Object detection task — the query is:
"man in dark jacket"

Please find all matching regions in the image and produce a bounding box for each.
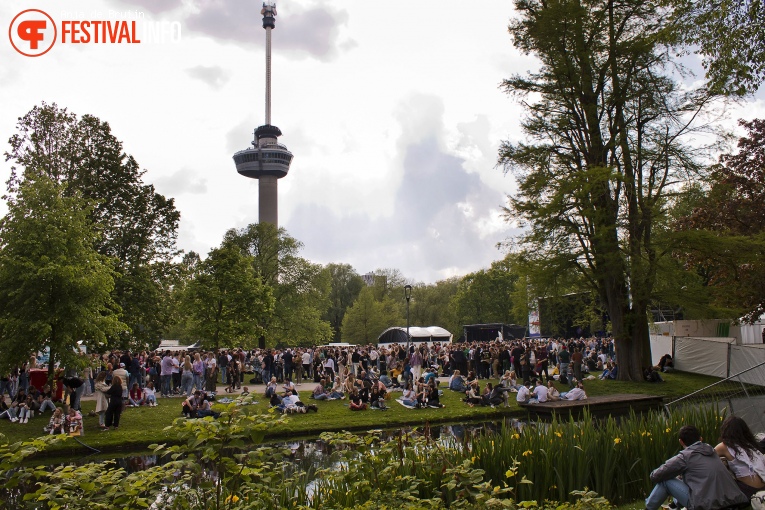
[646,424,748,510]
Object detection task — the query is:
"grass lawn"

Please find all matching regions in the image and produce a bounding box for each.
[0,370,731,457]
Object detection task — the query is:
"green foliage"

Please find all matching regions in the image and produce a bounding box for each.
[323,263,365,343]
[0,176,126,374]
[223,223,333,346]
[181,243,274,351]
[672,0,765,95]
[450,257,523,328]
[4,102,180,350]
[672,119,765,322]
[341,286,403,344]
[410,278,460,338]
[0,385,729,509]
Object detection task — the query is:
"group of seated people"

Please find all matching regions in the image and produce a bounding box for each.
[128,382,158,407]
[447,368,588,407]
[398,378,443,409]
[515,378,587,404]
[182,390,220,419]
[270,390,319,414]
[45,407,83,435]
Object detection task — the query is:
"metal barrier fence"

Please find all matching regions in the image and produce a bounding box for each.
[664,360,765,432]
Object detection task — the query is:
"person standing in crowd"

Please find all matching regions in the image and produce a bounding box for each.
[192,352,206,393]
[557,344,571,385]
[160,351,174,397]
[104,376,123,431]
[94,370,110,429]
[645,425,747,510]
[182,355,194,397]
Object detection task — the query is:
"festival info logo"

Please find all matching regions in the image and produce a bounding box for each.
[9,9,56,57]
[9,9,157,57]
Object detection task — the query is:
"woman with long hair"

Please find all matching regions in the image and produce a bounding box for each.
[714,415,765,498]
[94,370,110,429]
[182,355,194,397]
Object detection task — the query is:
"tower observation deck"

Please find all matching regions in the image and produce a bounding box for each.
[232,0,293,226]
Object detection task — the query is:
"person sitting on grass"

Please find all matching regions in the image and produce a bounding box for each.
[264,377,278,398]
[547,379,561,401]
[143,382,157,407]
[282,378,297,398]
[183,391,219,419]
[400,382,417,407]
[379,373,393,388]
[349,387,367,411]
[646,424,748,510]
[369,386,388,410]
[426,381,444,408]
[312,378,331,400]
[329,378,345,400]
[464,383,483,407]
[277,390,317,414]
[482,382,511,408]
[66,407,82,435]
[714,415,765,498]
[423,368,438,386]
[600,361,617,380]
[516,381,531,404]
[37,384,57,414]
[46,408,66,435]
[129,383,144,407]
[0,394,18,422]
[449,370,467,392]
[560,381,587,400]
[500,370,518,391]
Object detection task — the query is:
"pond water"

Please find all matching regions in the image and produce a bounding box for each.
[51,417,529,474]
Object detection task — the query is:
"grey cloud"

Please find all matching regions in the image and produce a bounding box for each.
[154,169,208,196]
[226,116,258,155]
[107,0,183,14]
[186,65,230,88]
[285,137,510,282]
[185,0,350,60]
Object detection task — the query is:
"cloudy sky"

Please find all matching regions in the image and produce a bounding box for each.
[0,0,762,284]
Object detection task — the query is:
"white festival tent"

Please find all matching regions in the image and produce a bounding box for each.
[377,326,453,345]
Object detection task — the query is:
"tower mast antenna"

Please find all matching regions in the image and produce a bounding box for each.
[232,0,293,227]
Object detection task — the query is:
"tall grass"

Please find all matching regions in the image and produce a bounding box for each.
[311,406,724,507]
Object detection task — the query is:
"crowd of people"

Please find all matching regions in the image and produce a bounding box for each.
[1,334,677,428]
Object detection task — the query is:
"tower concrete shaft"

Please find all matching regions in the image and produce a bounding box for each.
[259,175,278,226]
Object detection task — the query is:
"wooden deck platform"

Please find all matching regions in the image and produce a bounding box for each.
[518,393,665,419]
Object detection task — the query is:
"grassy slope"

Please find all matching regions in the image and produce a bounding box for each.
[0,370,728,456]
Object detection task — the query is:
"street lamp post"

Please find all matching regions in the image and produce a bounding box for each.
[404,285,412,348]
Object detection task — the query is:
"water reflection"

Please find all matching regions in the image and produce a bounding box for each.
[50,417,530,474]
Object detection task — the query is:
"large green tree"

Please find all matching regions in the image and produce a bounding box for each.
[182,244,274,351]
[674,119,765,322]
[323,263,365,343]
[0,177,125,379]
[341,287,403,345]
[499,0,719,379]
[410,277,460,335]
[450,258,521,328]
[223,223,332,347]
[5,103,180,350]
